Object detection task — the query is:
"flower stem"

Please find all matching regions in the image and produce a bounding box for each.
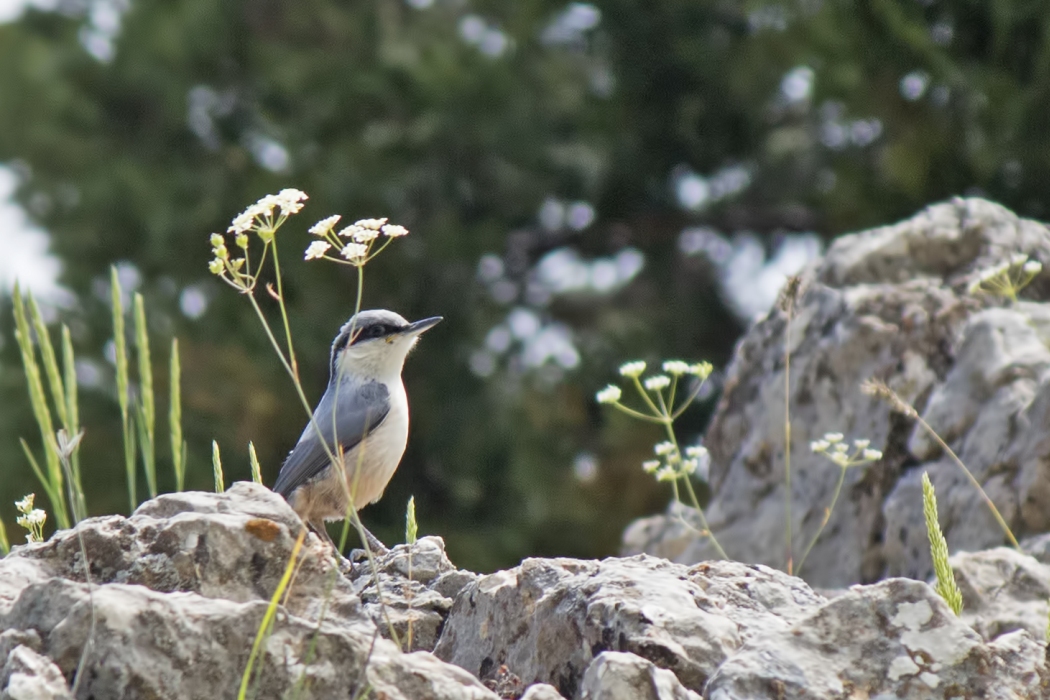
[270,243,298,379]
[796,465,846,576]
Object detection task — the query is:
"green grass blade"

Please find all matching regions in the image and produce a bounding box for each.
[111,267,136,511]
[922,472,963,615]
[212,441,225,493]
[169,338,185,492]
[28,295,68,430]
[405,496,417,545]
[0,515,9,555]
[134,293,157,498]
[239,529,306,700]
[13,285,69,529]
[61,325,86,518]
[248,441,262,485]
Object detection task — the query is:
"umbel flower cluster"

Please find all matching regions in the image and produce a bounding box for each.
[597,359,714,482]
[14,493,46,543]
[304,215,408,267]
[810,432,883,467]
[595,358,725,558]
[967,254,1042,302]
[206,189,410,292]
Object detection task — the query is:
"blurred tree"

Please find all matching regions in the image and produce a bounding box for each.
[0,0,1048,569]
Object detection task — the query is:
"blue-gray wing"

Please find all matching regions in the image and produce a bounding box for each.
[273,380,390,498]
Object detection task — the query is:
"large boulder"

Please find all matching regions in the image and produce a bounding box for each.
[624,197,1050,588]
[434,556,822,697]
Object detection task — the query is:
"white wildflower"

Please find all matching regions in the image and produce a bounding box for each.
[355,217,388,230]
[208,259,225,275]
[228,210,255,234]
[382,224,409,237]
[654,441,676,456]
[853,439,870,449]
[688,362,713,379]
[655,466,677,482]
[619,361,646,378]
[309,215,342,236]
[810,439,830,453]
[832,442,848,453]
[824,432,844,443]
[1024,260,1042,275]
[304,241,331,261]
[1011,253,1029,266]
[352,227,380,243]
[596,385,622,404]
[681,458,697,475]
[642,460,661,474]
[862,448,883,461]
[14,494,34,514]
[340,242,368,261]
[830,452,850,467]
[274,188,308,215]
[644,375,671,391]
[662,360,690,375]
[685,445,708,459]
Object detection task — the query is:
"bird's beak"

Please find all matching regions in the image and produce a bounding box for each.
[402,316,443,336]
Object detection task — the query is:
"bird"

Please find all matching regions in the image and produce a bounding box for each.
[273,309,442,553]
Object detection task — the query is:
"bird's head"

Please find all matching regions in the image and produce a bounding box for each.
[330,309,442,382]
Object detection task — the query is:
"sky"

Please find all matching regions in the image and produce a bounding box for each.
[0,167,65,303]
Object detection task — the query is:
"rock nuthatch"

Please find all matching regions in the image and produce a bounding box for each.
[273,309,441,551]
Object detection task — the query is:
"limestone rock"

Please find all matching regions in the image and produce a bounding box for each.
[0,646,72,700]
[434,555,823,698]
[579,652,701,700]
[519,683,566,700]
[951,546,1050,642]
[705,578,1048,699]
[350,536,479,652]
[623,197,1050,588]
[0,483,497,700]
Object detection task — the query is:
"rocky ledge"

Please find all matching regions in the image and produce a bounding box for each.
[0,482,1048,699]
[3,198,1050,699]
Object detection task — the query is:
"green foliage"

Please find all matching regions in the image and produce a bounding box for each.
[12,285,73,529]
[405,496,418,546]
[169,338,187,492]
[134,293,157,499]
[921,472,963,616]
[111,268,136,512]
[248,441,262,485]
[212,440,224,493]
[3,1,1050,567]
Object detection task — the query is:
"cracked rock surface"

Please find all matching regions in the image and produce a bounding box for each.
[0,483,496,700]
[0,481,1047,699]
[623,197,1050,589]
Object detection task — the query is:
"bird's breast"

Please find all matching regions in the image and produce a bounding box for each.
[344,379,408,509]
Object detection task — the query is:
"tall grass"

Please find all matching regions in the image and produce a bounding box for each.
[248,441,263,485]
[13,284,74,529]
[111,267,137,511]
[922,472,963,615]
[134,293,157,498]
[170,338,187,492]
[212,441,225,493]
